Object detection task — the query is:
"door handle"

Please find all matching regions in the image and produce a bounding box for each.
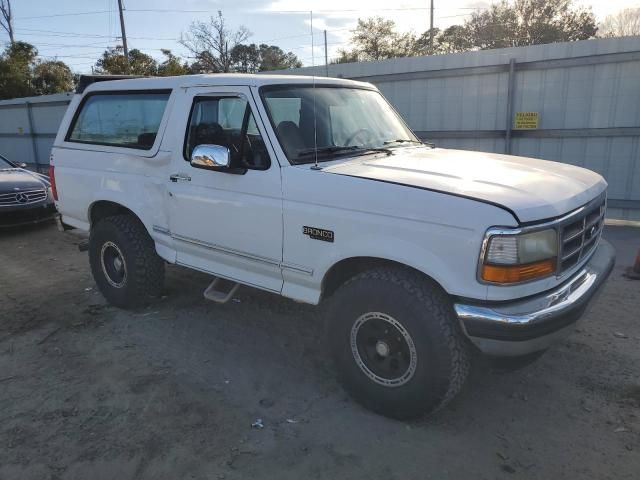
[170,173,191,182]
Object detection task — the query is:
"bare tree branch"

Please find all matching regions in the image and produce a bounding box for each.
[180,10,250,73]
[0,0,14,45]
[599,8,640,37]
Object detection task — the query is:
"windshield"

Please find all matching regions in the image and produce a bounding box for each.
[0,154,14,169]
[261,85,420,164]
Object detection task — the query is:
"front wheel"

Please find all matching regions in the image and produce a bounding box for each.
[326,268,469,419]
[89,214,165,309]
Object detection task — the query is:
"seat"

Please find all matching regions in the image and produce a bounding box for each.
[195,122,226,146]
[276,121,305,157]
[187,122,227,158]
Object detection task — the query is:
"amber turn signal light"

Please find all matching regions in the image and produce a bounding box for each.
[481,258,556,284]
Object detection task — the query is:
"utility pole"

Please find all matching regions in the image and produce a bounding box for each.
[430,0,434,49]
[324,30,329,77]
[117,0,129,70]
[0,0,15,45]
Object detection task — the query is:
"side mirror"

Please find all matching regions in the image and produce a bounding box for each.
[18,162,27,169]
[190,144,231,170]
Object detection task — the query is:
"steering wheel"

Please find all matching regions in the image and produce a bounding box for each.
[345,128,375,146]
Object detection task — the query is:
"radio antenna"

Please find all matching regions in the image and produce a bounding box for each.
[310,10,320,171]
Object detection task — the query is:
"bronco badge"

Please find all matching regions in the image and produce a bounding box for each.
[303,226,334,243]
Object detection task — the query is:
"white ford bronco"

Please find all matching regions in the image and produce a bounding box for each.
[51,74,615,419]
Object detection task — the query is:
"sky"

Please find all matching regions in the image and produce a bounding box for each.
[2,0,639,73]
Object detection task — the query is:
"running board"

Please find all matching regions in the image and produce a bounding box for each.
[203,277,240,304]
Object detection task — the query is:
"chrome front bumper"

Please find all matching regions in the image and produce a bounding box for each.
[454,239,616,357]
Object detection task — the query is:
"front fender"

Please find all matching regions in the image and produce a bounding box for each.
[281,221,485,305]
[280,166,519,305]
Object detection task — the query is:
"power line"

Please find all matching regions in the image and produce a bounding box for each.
[437,13,475,19]
[119,7,477,14]
[12,5,489,21]
[256,7,478,13]
[12,26,353,45]
[37,54,102,59]
[15,29,118,39]
[16,40,112,48]
[14,29,177,41]
[15,11,111,20]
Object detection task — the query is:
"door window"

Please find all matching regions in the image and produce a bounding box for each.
[184,96,270,170]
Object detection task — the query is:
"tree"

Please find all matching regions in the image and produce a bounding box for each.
[337,1,597,62]
[157,49,190,76]
[257,44,302,71]
[415,28,441,55]
[0,0,14,45]
[95,46,158,76]
[332,49,360,64]
[230,44,261,73]
[0,42,74,99]
[181,10,250,73]
[414,26,474,55]
[231,43,302,72]
[340,17,417,62]
[435,25,475,53]
[0,41,35,99]
[459,0,597,50]
[599,8,640,37]
[32,60,74,95]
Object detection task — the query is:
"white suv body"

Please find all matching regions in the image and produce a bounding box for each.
[51,74,615,418]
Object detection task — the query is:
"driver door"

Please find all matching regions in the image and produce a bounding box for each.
[166,86,283,293]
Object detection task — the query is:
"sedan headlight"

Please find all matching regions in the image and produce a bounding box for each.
[480,228,558,284]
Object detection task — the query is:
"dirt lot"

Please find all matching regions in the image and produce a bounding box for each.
[0,222,638,480]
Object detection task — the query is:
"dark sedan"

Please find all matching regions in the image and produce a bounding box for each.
[0,154,56,228]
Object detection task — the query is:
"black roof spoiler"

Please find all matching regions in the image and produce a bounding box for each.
[76,75,145,93]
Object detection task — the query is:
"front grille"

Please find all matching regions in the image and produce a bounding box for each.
[0,203,56,227]
[558,198,606,273]
[0,189,48,206]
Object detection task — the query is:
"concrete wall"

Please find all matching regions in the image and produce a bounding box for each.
[0,93,73,173]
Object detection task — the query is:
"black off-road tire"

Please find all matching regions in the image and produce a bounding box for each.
[89,214,165,309]
[326,267,470,419]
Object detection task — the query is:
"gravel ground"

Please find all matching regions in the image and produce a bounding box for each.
[0,221,638,480]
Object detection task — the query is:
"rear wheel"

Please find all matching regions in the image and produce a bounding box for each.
[326,267,469,419]
[89,214,165,309]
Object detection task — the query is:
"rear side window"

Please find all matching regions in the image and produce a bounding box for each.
[66,91,171,150]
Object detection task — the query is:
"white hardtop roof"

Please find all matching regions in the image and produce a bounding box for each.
[83,74,374,94]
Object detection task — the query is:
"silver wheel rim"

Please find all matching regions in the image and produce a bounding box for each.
[350,312,418,388]
[100,241,128,288]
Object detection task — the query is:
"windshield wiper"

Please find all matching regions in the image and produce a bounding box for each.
[384,139,435,148]
[297,145,360,157]
[296,145,392,161]
[383,139,422,145]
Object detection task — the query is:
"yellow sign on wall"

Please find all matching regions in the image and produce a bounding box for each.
[514,112,539,129]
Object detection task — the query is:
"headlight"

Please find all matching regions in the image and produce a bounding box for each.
[480,228,558,284]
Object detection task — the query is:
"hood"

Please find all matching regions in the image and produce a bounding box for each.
[0,168,49,193]
[321,148,607,223]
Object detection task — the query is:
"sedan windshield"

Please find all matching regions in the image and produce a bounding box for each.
[261,86,421,164]
[0,154,15,169]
